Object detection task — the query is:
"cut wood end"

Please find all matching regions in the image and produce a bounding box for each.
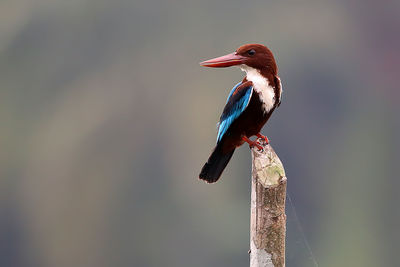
[251,141,286,187]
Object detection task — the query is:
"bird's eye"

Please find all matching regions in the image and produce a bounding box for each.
[247,49,256,56]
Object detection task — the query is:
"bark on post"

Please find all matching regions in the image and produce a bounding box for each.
[250,140,287,267]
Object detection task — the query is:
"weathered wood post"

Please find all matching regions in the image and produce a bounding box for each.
[250,140,287,267]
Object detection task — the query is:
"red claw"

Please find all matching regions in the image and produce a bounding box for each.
[256,133,269,144]
[242,136,263,151]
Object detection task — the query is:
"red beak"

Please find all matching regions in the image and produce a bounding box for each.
[200,52,246,68]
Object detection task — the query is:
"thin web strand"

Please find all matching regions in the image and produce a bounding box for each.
[287,192,319,267]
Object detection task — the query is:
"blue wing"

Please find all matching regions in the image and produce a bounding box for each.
[217,82,253,143]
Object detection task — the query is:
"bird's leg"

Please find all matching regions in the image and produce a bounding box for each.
[242,136,263,151]
[256,133,269,145]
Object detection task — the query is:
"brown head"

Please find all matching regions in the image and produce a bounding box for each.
[200,44,277,75]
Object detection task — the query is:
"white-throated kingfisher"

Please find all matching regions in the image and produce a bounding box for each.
[199,44,282,183]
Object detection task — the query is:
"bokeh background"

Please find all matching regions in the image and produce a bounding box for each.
[1,0,399,266]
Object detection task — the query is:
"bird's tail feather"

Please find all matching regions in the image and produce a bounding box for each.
[199,143,235,183]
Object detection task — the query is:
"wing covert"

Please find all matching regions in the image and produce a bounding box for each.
[217,82,253,142]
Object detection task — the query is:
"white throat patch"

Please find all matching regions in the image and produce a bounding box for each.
[240,65,275,113]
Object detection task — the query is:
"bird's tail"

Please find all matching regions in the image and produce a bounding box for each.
[199,142,235,183]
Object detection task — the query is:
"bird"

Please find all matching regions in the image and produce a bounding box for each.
[199,43,282,183]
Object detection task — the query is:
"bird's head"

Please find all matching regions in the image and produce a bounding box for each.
[200,44,277,75]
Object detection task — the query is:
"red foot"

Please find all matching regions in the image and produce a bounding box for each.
[256,133,269,144]
[242,136,263,151]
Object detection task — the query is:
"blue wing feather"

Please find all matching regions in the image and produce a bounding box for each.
[217,82,253,142]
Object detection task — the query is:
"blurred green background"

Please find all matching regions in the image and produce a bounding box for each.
[1,0,399,266]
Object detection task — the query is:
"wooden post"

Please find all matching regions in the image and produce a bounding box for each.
[250,140,287,267]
